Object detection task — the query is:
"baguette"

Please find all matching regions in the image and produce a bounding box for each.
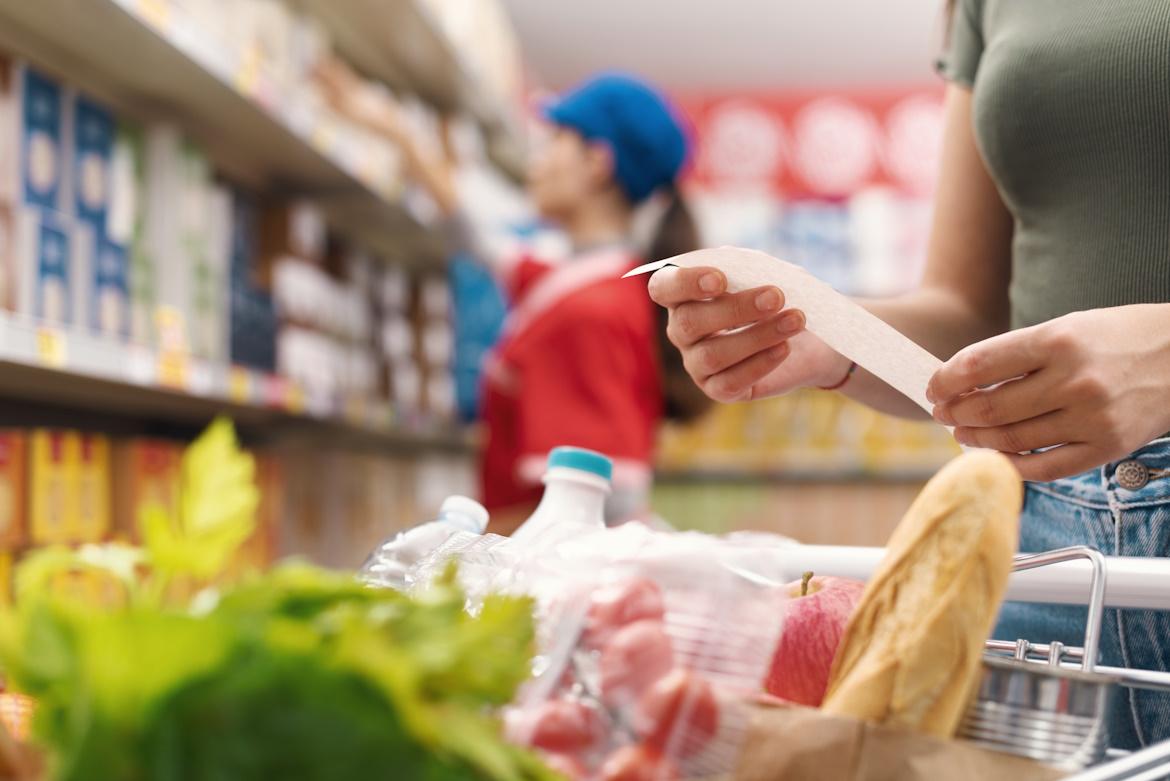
[820,451,1021,737]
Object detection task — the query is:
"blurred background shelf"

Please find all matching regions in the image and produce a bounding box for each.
[293,0,527,181]
[0,312,470,453]
[0,0,442,261]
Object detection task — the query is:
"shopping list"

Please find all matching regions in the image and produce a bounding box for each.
[624,247,943,416]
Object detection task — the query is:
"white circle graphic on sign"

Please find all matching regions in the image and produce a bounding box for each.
[702,101,784,186]
[885,95,944,194]
[792,97,878,195]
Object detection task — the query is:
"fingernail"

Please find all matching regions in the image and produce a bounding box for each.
[777,310,805,334]
[699,273,723,294]
[755,289,781,312]
[925,385,937,404]
[933,405,953,425]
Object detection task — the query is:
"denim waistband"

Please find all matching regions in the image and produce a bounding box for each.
[1027,438,1170,510]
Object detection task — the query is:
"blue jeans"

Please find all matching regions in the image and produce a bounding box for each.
[995,437,1170,750]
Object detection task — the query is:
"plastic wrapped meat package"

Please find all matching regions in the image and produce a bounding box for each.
[398,521,792,780]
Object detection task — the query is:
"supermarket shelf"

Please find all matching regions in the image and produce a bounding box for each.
[0,313,471,454]
[296,0,458,110]
[655,467,942,485]
[295,0,527,182]
[0,0,442,262]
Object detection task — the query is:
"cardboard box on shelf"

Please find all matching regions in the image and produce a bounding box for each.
[70,92,129,339]
[199,183,232,362]
[111,438,182,543]
[112,121,154,344]
[378,265,411,314]
[0,432,26,549]
[71,93,114,232]
[28,429,75,545]
[141,124,187,339]
[0,201,14,311]
[229,189,278,372]
[257,200,326,288]
[89,234,129,338]
[73,433,111,543]
[177,140,221,360]
[15,209,73,326]
[14,64,72,213]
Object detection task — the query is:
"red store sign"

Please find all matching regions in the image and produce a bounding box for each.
[678,88,945,199]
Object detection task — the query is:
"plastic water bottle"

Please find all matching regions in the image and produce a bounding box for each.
[510,447,612,548]
[359,495,489,590]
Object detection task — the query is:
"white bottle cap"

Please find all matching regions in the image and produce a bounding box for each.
[439,495,489,534]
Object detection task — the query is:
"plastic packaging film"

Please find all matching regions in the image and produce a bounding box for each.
[625,247,943,416]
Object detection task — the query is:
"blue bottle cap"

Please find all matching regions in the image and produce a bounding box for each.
[547,446,613,481]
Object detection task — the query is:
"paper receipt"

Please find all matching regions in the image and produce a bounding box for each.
[625,247,943,415]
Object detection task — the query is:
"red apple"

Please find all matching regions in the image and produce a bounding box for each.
[764,571,865,707]
[633,668,720,758]
[599,619,675,709]
[584,577,666,649]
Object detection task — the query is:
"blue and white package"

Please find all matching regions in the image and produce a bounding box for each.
[33,211,71,324]
[72,93,115,231]
[20,67,69,212]
[92,234,128,337]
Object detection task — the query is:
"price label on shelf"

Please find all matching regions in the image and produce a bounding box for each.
[126,346,155,386]
[285,383,306,415]
[233,46,262,97]
[135,0,172,31]
[35,328,67,369]
[187,361,213,396]
[228,367,253,404]
[156,350,189,390]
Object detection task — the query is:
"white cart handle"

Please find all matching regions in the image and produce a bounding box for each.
[785,545,1170,612]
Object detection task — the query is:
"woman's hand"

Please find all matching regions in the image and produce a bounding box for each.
[648,266,851,402]
[928,305,1170,482]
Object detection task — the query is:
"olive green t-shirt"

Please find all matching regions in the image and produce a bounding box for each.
[938,0,1170,329]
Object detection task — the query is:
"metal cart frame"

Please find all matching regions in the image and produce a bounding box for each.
[787,543,1170,779]
[995,547,1170,780]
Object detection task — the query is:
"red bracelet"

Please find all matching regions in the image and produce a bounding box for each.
[817,361,857,391]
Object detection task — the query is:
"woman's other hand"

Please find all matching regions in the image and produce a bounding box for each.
[648,266,851,402]
[929,305,1170,481]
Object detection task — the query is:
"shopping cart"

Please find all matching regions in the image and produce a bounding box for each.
[788,544,1170,780]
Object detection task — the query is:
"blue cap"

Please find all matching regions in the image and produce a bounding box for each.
[547,446,613,481]
[543,72,690,204]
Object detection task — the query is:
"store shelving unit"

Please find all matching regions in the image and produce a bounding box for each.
[0,0,443,262]
[0,311,471,452]
[295,0,527,181]
[0,0,489,452]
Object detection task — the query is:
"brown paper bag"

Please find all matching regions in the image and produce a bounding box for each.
[734,701,1064,781]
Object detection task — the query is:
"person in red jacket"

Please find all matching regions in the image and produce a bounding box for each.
[321,63,711,533]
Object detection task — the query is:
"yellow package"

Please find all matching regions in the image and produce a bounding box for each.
[0,431,25,549]
[73,433,112,542]
[0,551,12,606]
[29,430,75,545]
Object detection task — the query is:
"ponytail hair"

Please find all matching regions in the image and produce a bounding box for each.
[646,186,714,423]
